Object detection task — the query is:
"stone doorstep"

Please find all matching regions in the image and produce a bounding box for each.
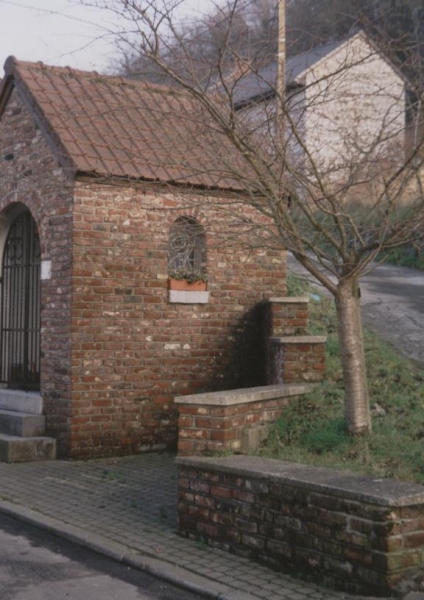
[0,409,46,437]
[0,389,43,415]
[0,390,56,464]
[174,383,316,406]
[0,434,56,463]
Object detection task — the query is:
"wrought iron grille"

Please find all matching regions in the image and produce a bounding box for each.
[0,210,41,391]
[168,216,206,275]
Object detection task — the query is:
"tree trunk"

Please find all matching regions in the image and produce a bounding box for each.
[335,279,371,435]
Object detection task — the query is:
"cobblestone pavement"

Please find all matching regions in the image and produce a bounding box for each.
[0,453,396,600]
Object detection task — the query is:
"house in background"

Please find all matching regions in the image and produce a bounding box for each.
[231,31,406,180]
[0,56,308,460]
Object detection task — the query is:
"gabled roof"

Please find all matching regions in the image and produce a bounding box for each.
[232,31,400,109]
[0,57,248,190]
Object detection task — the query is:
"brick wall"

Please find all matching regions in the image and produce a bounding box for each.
[68,182,287,457]
[0,89,74,454]
[0,88,287,458]
[175,384,314,456]
[178,456,424,596]
[266,299,326,385]
[268,337,327,384]
[267,297,309,336]
[174,297,326,458]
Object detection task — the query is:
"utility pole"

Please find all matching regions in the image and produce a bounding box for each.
[276,0,286,140]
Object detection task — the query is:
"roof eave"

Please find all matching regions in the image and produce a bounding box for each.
[74,169,250,196]
[235,82,304,110]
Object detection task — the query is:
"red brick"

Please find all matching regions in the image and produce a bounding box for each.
[211,429,239,442]
[210,485,233,499]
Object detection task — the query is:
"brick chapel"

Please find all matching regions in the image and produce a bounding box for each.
[0,57,323,460]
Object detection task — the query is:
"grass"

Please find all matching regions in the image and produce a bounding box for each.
[257,274,424,483]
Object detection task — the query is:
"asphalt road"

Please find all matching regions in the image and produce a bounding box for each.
[287,255,424,365]
[0,514,205,600]
[360,263,424,365]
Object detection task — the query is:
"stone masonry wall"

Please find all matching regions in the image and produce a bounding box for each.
[0,88,74,455]
[177,456,424,596]
[69,181,287,457]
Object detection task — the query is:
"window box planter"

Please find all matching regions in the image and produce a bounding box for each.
[168,278,207,292]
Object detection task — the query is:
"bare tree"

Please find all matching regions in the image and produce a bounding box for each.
[79,0,423,436]
[117,0,424,81]
[117,0,278,84]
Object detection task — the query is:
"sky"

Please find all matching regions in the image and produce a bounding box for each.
[0,0,215,74]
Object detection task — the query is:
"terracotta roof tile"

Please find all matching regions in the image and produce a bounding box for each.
[1,57,249,190]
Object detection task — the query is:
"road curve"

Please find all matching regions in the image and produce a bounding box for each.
[287,255,424,366]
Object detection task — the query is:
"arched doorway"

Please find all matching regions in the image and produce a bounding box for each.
[0,209,41,391]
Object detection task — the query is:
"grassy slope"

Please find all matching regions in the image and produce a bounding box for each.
[257,275,424,483]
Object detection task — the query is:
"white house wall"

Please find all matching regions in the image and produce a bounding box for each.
[237,35,406,193]
[301,35,406,176]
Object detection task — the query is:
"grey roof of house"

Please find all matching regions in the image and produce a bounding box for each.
[232,38,351,107]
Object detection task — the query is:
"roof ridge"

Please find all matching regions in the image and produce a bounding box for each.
[4,56,100,79]
[288,34,352,61]
[5,56,186,98]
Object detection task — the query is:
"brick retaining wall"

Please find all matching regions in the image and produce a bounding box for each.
[266,296,309,335]
[267,335,327,384]
[175,384,314,456]
[177,455,424,596]
[265,298,326,385]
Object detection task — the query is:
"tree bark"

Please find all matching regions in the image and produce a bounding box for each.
[335,279,371,435]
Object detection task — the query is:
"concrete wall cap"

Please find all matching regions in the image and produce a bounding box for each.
[268,296,310,304]
[174,383,315,405]
[176,455,424,507]
[271,335,327,344]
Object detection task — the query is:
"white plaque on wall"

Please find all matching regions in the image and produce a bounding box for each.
[41,260,52,280]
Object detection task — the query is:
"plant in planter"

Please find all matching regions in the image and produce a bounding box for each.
[168,268,208,291]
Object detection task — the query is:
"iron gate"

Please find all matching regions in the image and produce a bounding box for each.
[0,210,41,390]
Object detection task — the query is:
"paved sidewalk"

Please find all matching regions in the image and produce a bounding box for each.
[0,453,401,600]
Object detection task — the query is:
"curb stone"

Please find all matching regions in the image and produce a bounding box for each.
[0,453,407,600]
[0,498,233,599]
[0,495,398,600]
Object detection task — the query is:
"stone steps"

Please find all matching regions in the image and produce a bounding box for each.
[0,409,46,437]
[0,389,43,414]
[0,391,56,463]
[0,433,56,463]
